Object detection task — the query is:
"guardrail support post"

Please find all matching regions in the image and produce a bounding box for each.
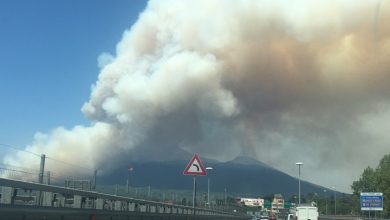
[42,192,53,207]
[73,195,82,208]
[95,198,103,209]
[0,187,14,204]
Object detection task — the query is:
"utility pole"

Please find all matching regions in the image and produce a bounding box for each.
[38,154,46,184]
[37,154,46,206]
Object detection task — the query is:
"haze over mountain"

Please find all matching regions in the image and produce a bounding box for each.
[100,156,331,197]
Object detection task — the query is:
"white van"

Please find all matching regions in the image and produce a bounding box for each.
[294,206,319,220]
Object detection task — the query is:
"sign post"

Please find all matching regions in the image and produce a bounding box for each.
[360,192,383,217]
[183,154,207,213]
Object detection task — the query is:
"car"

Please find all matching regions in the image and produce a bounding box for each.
[269,213,277,220]
[259,215,269,220]
[259,211,269,220]
[286,214,295,220]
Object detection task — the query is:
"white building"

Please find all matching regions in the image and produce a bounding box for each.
[272,194,284,212]
[240,198,264,207]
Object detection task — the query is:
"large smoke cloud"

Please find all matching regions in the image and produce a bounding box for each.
[4,0,390,192]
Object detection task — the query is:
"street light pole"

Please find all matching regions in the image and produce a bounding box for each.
[206,167,213,208]
[324,189,328,215]
[224,188,227,204]
[295,162,304,205]
[332,187,337,215]
[127,166,133,194]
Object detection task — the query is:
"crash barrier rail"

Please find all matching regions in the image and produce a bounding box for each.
[320,215,390,220]
[0,177,248,219]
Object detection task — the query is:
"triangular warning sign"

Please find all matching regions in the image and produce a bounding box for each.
[183,154,207,176]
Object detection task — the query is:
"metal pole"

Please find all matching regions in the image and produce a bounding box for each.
[334,189,337,215]
[39,154,46,184]
[207,176,210,207]
[126,168,132,194]
[205,167,213,208]
[93,169,97,191]
[224,188,227,204]
[325,198,328,215]
[126,170,129,194]
[193,176,196,209]
[323,189,327,215]
[38,154,46,206]
[298,166,301,204]
[296,162,303,205]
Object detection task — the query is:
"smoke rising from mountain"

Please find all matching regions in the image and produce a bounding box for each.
[4,0,390,192]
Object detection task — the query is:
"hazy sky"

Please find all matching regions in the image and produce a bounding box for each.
[1,0,390,193]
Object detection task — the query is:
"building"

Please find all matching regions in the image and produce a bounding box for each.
[240,198,264,207]
[272,194,284,212]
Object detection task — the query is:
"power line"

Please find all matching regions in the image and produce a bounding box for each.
[0,162,40,172]
[45,156,94,172]
[0,143,95,180]
[0,167,38,176]
[0,143,41,157]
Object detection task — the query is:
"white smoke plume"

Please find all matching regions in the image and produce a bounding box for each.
[3,0,390,192]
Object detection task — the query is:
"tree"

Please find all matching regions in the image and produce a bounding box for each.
[351,154,390,217]
[351,167,377,193]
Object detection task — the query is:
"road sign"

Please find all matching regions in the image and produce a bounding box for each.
[183,154,207,176]
[284,202,292,209]
[360,192,383,211]
[263,200,271,209]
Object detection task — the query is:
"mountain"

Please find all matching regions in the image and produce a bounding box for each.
[99,156,331,197]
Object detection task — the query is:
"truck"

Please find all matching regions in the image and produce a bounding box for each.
[294,206,319,220]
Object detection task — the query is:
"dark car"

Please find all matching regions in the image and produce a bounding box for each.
[269,213,277,220]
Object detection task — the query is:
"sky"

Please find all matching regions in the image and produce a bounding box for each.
[0,0,147,146]
[1,0,390,193]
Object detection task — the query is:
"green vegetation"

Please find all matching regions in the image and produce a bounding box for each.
[351,154,390,217]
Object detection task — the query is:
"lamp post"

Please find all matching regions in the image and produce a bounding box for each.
[126,166,133,194]
[295,162,304,205]
[332,187,336,215]
[206,167,213,208]
[323,189,328,215]
[224,188,227,204]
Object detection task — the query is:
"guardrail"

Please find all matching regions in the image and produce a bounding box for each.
[0,177,248,220]
[320,215,389,220]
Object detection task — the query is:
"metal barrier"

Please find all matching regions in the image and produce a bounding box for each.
[320,215,390,220]
[0,177,249,220]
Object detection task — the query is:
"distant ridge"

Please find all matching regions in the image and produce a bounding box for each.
[229,156,272,167]
[100,156,331,197]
